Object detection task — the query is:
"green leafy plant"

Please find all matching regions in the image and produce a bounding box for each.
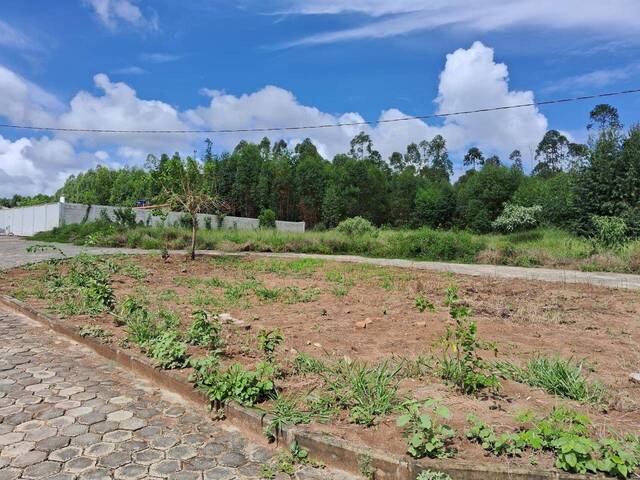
[492,204,542,233]
[415,294,436,313]
[292,353,328,375]
[78,325,112,339]
[396,398,455,459]
[257,329,284,362]
[336,216,377,237]
[591,215,627,249]
[467,409,640,478]
[417,470,453,480]
[439,287,499,394]
[258,208,277,229]
[146,330,189,369]
[187,310,222,351]
[191,360,276,406]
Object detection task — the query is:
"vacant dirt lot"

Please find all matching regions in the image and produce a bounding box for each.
[2,253,639,471]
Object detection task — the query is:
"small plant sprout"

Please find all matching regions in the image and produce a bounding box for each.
[257,329,285,362]
[415,294,436,313]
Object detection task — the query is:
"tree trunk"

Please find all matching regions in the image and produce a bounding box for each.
[190,215,197,260]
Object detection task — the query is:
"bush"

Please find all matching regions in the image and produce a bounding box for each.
[258,208,277,229]
[492,204,542,233]
[336,217,377,237]
[113,207,137,228]
[591,215,627,248]
[414,182,456,228]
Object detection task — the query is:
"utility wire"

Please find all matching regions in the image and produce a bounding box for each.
[0,88,639,135]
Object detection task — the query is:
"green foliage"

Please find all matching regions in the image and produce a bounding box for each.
[146,330,190,369]
[186,310,222,351]
[113,207,137,227]
[492,204,542,233]
[324,360,400,426]
[414,182,456,228]
[495,356,606,404]
[396,398,455,459]
[336,216,377,237]
[257,329,284,362]
[264,394,313,440]
[591,215,627,248]
[415,294,436,313]
[259,442,318,479]
[439,287,499,394]
[292,353,328,375]
[466,409,640,477]
[258,208,277,229]
[416,470,452,480]
[78,325,112,339]
[191,360,276,406]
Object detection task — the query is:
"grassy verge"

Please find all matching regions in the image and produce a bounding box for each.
[30,221,640,273]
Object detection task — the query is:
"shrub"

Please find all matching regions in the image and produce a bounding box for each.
[258,208,277,229]
[336,217,377,237]
[591,215,627,248]
[187,310,222,351]
[146,330,189,369]
[492,204,542,233]
[113,207,137,227]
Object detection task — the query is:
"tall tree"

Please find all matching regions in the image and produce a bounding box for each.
[463,147,484,170]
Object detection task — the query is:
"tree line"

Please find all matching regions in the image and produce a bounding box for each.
[4,104,639,237]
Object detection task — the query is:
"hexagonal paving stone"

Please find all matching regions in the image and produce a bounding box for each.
[49,445,83,462]
[35,435,70,452]
[149,459,181,477]
[77,467,112,479]
[98,451,131,469]
[84,442,116,458]
[134,448,165,465]
[103,429,133,443]
[1,440,36,458]
[0,431,25,446]
[203,466,236,480]
[64,455,96,473]
[22,460,62,478]
[118,417,147,431]
[107,410,133,422]
[114,463,148,479]
[77,412,107,426]
[167,444,197,461]
[218,451,247,468]
[24,425,57,442]
[11,449,47,468]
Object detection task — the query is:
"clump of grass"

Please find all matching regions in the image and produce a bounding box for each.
[495,356,606,404]
[292,352,328,375]
[324,360,401,426]
[264,394,314,440]
[79,325,112,339]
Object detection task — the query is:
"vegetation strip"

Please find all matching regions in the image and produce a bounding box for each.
[0,295,614,480]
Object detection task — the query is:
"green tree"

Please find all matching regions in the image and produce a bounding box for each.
[463,147,484,170]
[414,181,456,228]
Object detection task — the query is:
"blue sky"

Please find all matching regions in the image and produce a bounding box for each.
[1,0,640,196]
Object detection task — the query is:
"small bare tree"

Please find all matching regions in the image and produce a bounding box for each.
[162,156,219,260]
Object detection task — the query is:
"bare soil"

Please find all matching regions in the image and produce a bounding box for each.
[1,253,639,470]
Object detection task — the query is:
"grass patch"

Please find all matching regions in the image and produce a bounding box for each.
[495,357,606,404]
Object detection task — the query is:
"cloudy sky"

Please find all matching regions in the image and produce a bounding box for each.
[1,0,639,196]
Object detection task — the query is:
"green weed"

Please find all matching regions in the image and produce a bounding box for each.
[187,310,223,351]
[397,398,455,459]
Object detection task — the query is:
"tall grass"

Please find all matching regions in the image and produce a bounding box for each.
[495,356,606,404]
[30,221,640,273]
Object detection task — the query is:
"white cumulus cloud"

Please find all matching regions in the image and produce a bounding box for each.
[0,42,547,196]
[84,0,158,31]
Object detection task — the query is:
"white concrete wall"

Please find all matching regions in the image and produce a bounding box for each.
[0,204,61,236]
[0,202,305,236]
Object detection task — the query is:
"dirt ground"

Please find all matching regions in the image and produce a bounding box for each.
[1,253,639,469]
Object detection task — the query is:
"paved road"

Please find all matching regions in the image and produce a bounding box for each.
[3,236,640,290]
[0,309,351,479]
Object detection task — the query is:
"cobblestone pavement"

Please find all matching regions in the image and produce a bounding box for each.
[3,236,640,289]
[0,308,352,480]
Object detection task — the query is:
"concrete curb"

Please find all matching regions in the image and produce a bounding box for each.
[0,295,598,480]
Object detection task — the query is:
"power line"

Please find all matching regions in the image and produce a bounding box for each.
[0,88,639,135]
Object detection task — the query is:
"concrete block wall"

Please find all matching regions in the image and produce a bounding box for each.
[0,204,61,236]
[0,202,305,235]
